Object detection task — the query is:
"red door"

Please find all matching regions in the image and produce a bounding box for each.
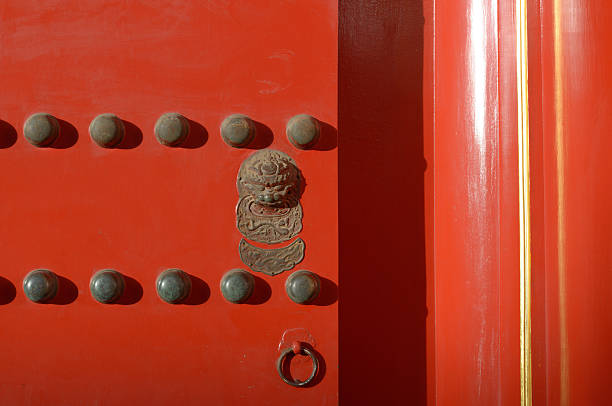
[0,2,337,405]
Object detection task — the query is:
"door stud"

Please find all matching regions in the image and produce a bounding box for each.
[90,269,125,304]
[89,113,125,148]
[286,114,320,150]
[154,112,189,146]
[220,269,254,304]
[220,114,255,148]
[23,269,58,303]
[23,113,60,147]
[285,270,320,304]
[156,269,192,304]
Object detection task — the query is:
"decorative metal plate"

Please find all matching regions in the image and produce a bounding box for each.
[236,149,304,244]
[239,238,305,276]
[236,195,303,244]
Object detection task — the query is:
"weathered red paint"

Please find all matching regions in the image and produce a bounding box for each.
[0,1,337,404]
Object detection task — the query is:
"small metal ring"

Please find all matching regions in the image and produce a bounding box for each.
[276,346,319,387]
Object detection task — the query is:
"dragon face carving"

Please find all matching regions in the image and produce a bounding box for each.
[236,149,304,246]
[237,149,302,208]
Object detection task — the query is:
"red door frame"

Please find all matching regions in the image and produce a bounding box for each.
[339,1,430,404]
[340,0,523,404]
[341,1,612,405]
[432,0,522,404]
[529,1,612,405]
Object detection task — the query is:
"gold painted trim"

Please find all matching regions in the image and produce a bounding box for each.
[516,0,533,405]
[553,0,569,403]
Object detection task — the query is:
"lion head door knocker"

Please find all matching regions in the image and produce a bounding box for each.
[236,149,305,275]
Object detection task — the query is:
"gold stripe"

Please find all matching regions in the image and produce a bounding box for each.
[553,0,569,403]
[516,0,533,405]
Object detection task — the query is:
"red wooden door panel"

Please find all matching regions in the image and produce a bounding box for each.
[0,2,337,405]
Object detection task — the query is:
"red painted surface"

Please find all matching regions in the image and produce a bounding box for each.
[340,1,523,404]
[339,0,432,404]
[0,1,337,405]
[531,0,612,404]
[7,0,608,403]
[433,0,521,404]
[528,2,549,404]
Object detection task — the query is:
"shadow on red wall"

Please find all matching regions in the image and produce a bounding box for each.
[339,1,426,404]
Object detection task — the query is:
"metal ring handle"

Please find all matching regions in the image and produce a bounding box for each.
[276,346,319,387]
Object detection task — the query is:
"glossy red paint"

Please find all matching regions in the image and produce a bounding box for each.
[531,0,612,404]
[0,1,337,405]
[433,0,521,404]
[528,1,548,404]
[340,0,525,404]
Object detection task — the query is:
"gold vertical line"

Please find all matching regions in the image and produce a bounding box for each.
[517,0,533,405]
[552,0,569,404]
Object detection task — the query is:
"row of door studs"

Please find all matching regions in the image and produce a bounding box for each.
[4,112,322,150]
[13,268,321,305]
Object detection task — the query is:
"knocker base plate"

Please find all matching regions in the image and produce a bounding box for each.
[239,238,305,276]
[236,196,303,244]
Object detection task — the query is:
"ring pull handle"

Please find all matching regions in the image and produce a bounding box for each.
[276,341,319,387]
